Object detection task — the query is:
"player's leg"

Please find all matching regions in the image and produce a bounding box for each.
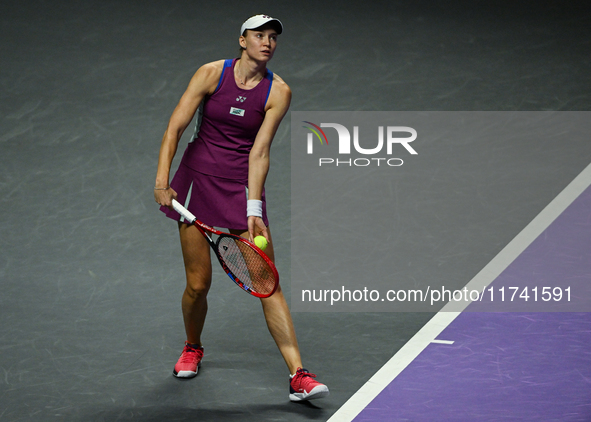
[262,284,303,372]
[230,226,329,401]
[173,222,211,378]
[230,226,302,371]
[178,221,212,345]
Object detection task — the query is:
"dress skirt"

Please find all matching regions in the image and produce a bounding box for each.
[160,162,269,230]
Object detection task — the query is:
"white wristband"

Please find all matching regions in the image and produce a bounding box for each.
[247,199,263,218]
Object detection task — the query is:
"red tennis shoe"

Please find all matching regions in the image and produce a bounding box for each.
[173,342,203,378]
[289,368,329,401]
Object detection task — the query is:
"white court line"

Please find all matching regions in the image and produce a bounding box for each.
[431,340,455,345]
[327,162,591,422]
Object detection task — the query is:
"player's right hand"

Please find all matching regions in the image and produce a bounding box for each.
[154,187,178,209]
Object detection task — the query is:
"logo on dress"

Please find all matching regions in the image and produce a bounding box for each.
[236,96,247,102]
[230,107,245,117]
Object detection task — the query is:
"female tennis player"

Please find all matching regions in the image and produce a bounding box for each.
[153,15,328,402]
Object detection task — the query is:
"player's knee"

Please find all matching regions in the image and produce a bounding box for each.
[184,267,211,298]
[185,278,211,300]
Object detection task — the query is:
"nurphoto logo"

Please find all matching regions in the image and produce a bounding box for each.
[302,121,418,167]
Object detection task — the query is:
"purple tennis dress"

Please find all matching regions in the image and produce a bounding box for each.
[160,58,273,230]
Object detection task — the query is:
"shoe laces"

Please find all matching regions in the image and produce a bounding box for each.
[179,345,203,363]
[293,368,317,383]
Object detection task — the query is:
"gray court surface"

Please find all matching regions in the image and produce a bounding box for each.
[1,1,590,421]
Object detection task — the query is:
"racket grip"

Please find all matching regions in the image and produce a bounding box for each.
[172,199,196,223]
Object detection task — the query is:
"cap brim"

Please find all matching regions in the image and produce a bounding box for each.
[241,16,283,35]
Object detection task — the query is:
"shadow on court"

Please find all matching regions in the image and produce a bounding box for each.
[78,380,331,422]
[88,405,328,422]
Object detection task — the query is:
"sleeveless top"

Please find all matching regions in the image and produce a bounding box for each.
[180,58,274,181]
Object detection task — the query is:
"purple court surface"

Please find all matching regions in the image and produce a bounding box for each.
[349,185,591,420]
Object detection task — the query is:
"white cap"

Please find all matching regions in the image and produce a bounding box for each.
[240,14,283,36]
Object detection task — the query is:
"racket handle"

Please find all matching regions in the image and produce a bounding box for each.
[172,199,196,223]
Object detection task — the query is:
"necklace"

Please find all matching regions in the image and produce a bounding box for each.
[236,62,263,86]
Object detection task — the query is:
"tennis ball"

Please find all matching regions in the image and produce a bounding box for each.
[254,236,268,251]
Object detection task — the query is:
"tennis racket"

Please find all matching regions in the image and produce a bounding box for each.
[172,199,279,298]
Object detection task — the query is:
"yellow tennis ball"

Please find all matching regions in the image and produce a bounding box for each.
[254,236,268,251]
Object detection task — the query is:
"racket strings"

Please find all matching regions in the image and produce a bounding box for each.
[217,236,276,295]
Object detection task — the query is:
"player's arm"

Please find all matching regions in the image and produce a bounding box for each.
[154,61,224,207]
[247,75,292,241]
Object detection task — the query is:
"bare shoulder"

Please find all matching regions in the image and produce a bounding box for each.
[267,72,292,112]
[271,72,291,96]
[199,59,225,76]
[188,60,225,95]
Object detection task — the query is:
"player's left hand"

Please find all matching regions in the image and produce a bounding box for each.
[248,216,268,243]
